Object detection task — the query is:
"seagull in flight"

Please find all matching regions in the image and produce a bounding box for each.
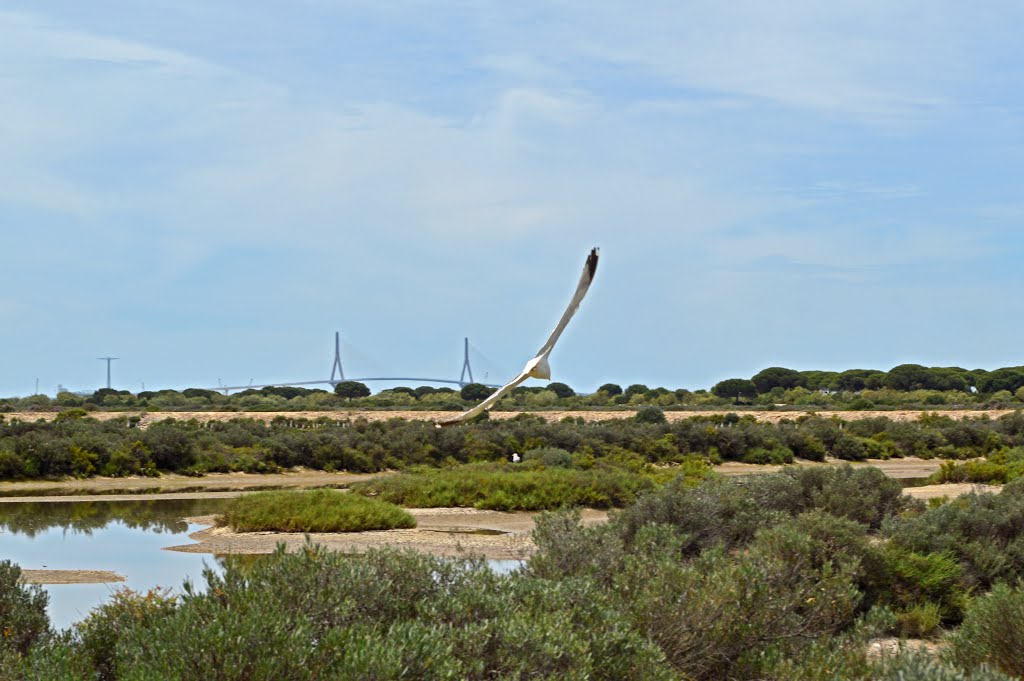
[437,247,599,427]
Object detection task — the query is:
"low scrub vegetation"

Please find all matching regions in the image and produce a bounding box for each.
[348,453,692,510]
[218,489,415,532]
[7,465,1024,678]
[4,410,1024,482]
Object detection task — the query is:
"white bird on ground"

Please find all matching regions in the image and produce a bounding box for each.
[437,247,599,427]
[511,452,521,463]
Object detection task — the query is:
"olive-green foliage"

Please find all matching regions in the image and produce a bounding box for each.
[0,561,50,657]
[12,464,1024,679]
[885,478,1024,589]
[607,465,912,559]
[521,446,573,467]
[631,523,861,680]
[6,411,1024,481]
[219,489,415,532]
[931,459,1011,485]
[635,405,667,424]
[105,546,673,681]
[875,654,1015,681]
[894,601,944,638]
[350,461,658,510]
[882,546,966,622]
[77,588,177,681]
[532,511,862,680]
[948,583,1024,677]
[774,637,1016,681]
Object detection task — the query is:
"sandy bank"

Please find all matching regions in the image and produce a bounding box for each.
[21,570,125,585]
[167,508,609,560]
[0,470,377,498]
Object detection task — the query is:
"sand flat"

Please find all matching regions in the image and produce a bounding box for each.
[21,569,125,585]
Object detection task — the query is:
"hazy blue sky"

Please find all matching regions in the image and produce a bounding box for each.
[3,2,1024,396]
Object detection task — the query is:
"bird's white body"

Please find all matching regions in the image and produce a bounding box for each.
[438,248,599,427]
[526,354,551,380]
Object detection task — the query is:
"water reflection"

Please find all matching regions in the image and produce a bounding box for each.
[1,498,229,630]
[1,497,525,629]
[0,498,231,537]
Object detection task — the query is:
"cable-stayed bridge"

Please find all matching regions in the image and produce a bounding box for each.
[212,333,502,394]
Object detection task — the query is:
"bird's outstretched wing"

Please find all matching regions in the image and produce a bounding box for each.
[436,248,599,428]
[537,247,599,357]
[435,360,538,427]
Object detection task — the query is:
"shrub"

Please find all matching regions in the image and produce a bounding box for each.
[948,583,1024,677]
[635,405,667,424]
[110,545,675,680]
[784,464,915,529]
[219,490,416,532]
[616,521,861,679]
[883,546,966,622]
[885,479,1024,589]
[77,587,177,680]
[522,447,573,468]
[0,561,50,658]
[931,460,1009,485]
[351,463,654,511]
[894,601,943,638]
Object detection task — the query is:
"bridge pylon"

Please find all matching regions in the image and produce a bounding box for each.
[329,332,345,386]
[459,337,474,386]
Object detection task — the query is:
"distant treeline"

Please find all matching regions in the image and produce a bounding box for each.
[3,409,1024,480]
[4,363,1024,413]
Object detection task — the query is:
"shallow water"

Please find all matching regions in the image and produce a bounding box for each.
[0,498,524,629]
[0,498,230,630]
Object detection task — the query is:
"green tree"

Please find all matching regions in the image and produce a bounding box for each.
[598,383,623,396]
[460,383,494,401]
[711,378,758,403]
[334,381,371,400]
[546,382,575,399]
[751,367,806,394]
[624,384,650,398]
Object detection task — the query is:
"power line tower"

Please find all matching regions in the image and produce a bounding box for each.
[459,337,474,386]
[97,357,119,389]
[329,332,345,385]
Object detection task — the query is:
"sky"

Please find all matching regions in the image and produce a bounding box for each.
[3,1,1024,397]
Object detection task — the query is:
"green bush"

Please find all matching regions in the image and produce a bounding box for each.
[351,462,655,511]
[885,479,1024,589]
[617,521,861,679]
[635,405,667,424]
[219,490,416,532]
[894,601,943,637]
[0,561,50,658]
[949,582,1024,677]
[931,460,1009,485]
[521,447,573,468]
[109,546,675,680]
[77,588,178,680]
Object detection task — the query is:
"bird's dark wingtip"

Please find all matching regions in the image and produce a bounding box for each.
[586,247,599,280]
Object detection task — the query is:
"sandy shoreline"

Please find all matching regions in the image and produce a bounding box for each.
[0,470,378,498]
[167,508,609,560]
[21,569,125,585]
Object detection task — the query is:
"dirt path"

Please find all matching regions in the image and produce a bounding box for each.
[6,408,1019,428]
[0,470,377,498]
[716,457,943,479]
[168,508,610,560]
